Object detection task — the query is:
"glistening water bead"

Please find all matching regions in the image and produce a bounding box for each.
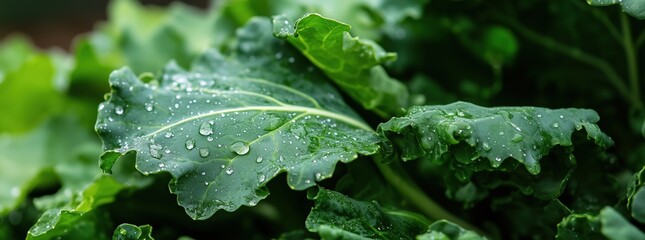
[199,122,213,135]
[185,139,195,150]
[230,141,250,155]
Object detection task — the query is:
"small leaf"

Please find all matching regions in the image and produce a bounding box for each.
[273,13,408,117]
[113,224,154,240]
[556,206,645,240]
[627,166,645,223]
[306,188,430,239]
[416,220,486,240]
[96,17,380,220]
[587,0,645,19]
[27,176,126,240]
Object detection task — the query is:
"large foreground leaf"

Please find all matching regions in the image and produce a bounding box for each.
[274,13,409,117]
[305,188,430,239]
[96,17,380,220]
[378,102,613,201]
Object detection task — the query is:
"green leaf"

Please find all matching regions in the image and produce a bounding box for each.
[556,206,645,240]
[113,223,154,240]
[273,13,408,117]
[27,175,126,240]
[0,117,101,214]
[377,102,613,200]
[95,17,380,220]
[223,0,427,40]
[306,188,430,239]
[0,53,66,133]
[587,0,645,19]
[0,35,36,75]
[416,220,486,240]
[627,166,645,223]
[71,0,235,83]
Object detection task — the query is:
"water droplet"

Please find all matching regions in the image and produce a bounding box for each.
[495,157,502,161]
[498,132,504,135]
[207,136,214,142]
[256,156,263,163]
[230,141,250,155]
[145,102,153,112]
[199,148,210,157]
[159,163,165,168]
[199,122,213,135]
[552,123,559,128]
[98,103,105,111]
[482,142,492,151]
[225,167,234,175]
[511,134,523,142]
[305,179,311,184]
[205,181,209,186]
[149,144,162,159]
[537,114,542,118]
[185,139,195,150]
[201,172,206,175]
[258,175,266,182]
[559,115,564,119]
[115,106,124,115]
[315,172,322,180]
[164,132,174,138]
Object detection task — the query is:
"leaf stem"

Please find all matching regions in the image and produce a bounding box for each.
[374,161,483,234]
[620,13,642,109]
[636,30,645,51]
[506,19,641,109]
[570,0,622,44]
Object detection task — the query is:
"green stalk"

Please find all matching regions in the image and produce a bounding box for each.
[620,13,642,109]
[374,161,483,234]
[506,19,640,109]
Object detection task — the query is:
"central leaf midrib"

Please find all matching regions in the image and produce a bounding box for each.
[143,105,373,138]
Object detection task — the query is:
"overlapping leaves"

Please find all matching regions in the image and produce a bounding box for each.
[378,102,613,201]
[273,13,408,117]
[305,188,430,239]
[96,17,380,220]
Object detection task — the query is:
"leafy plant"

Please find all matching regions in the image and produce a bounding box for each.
[1,0,644,239]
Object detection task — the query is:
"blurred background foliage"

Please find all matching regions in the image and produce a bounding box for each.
[0,0,643,239]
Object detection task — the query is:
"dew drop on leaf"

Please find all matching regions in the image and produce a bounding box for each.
[258,174,266,182]
[482,142,492,151]
[115,106,124,115]
[225,167,234,175]
[511,134,523,142]
[230,141,250,155]
[315,172,322,180]
[256,156,263,163]
[145,102,153,112]
[185,139,195,150]
[149,144,162,159]
[199,148,210,157]
[552,123,559,128]
[164,132,174,138]
[199,122,213,136]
